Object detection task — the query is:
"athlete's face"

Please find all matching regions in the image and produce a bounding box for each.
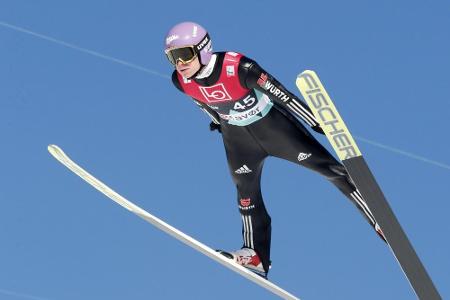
[176,56,201,78]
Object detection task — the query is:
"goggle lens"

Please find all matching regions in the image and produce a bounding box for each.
[166,46,197,65]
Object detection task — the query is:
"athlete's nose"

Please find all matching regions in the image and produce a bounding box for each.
[177,60,188,67]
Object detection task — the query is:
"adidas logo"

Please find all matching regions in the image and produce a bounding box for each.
[235,165,252,174]
[297,152,312,161]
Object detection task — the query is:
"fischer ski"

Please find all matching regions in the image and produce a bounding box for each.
[47,145,300,300]
[296,70,441,300]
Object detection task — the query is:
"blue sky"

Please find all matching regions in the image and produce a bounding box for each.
[1,1,449,299]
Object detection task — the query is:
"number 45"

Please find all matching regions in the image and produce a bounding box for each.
[233,95,255,110]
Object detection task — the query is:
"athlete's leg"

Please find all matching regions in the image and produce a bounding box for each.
[252,108,385,241]
[221,123,272,272]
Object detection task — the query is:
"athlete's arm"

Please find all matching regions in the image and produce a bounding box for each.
[238,57,324,134]
[171,71,221,125]
[192,99,221,125]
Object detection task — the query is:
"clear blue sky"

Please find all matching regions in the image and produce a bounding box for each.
[1,1,449,299]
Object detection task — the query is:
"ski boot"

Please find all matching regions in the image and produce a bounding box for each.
[217,247,267,278]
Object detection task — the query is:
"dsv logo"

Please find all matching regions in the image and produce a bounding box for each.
[199,83,233,102]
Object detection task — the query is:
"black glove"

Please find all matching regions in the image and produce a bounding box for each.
[311,124,325,135]
[209,121,222,133]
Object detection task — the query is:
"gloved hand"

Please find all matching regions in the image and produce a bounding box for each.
[311,124,325,135]
[209,121,222,133]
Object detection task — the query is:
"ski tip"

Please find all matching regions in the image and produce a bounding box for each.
[48,144,62,157]
[296,69,315,79]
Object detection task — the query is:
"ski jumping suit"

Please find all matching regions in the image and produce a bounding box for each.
[172,52,382,272]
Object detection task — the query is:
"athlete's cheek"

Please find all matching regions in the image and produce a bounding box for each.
[176,62,193,72]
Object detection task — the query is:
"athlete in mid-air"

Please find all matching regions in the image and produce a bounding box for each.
[165,21,386,278]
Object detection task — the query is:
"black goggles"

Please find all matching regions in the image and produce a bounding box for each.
[165,46,197,65]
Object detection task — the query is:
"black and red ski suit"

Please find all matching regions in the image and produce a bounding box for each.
[172,52,382,273]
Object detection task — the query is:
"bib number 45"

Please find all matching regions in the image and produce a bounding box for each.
[233,95,256,111]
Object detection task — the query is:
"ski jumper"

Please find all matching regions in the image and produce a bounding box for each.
[172,52,382,272]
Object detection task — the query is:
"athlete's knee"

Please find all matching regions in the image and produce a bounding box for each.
[329,164,348,176]
[317,163,356,195]
[325,164,353,183]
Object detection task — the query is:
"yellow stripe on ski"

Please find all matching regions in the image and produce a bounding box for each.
[296,70,361,161]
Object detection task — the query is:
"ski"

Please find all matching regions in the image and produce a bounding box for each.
[296,70,441,300]
[47,145,300,300]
